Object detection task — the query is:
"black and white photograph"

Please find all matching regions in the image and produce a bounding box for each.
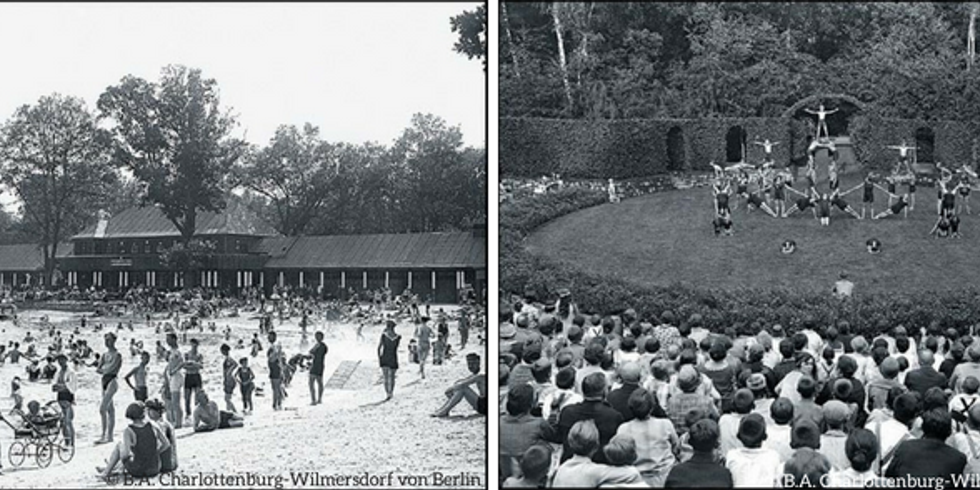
[498,3,980,488]
[0,2,487,488]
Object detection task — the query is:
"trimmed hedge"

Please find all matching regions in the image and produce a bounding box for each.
[501,116,977,179]
[500,117,792,179]
[501,188,980,337]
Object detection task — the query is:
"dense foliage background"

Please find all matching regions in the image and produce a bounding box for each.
[501,3,980,121]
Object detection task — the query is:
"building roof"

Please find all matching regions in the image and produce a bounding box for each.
[263,232,486,269]
[0,243,71,272]
[72,200,279,240]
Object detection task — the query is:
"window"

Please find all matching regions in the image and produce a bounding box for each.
[144,241,150,254]
[119,241,127,254]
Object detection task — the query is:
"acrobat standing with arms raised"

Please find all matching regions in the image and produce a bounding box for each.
[886,141,917,175]
[803,104,839,141]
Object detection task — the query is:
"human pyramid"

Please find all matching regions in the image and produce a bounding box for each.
[711,104,980,238]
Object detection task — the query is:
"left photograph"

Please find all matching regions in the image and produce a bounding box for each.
[0,2,487,488]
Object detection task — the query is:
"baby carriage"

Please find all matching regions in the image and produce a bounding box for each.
[0,400,74,468]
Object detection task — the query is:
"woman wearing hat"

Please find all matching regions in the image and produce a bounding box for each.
[97,402,171,481]
[378,320,401,401]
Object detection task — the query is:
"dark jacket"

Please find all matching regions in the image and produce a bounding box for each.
[904,365,948,396]
[606,382,642,422]
[665,451,734,488]
[553,399,624,465]
[885,437,966,488]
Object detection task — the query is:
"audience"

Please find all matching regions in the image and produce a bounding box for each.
[498,297,980,487]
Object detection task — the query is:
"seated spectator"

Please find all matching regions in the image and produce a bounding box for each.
[500,384,555,480]
[867,390,918,472]
[719,388,754,456]
[607,362,643,422]
[783,447,831,489]
[502,445,551,488]
[904,349,947,397]
[792,376,824,430]
[555,372,623,465]
[664,419,733,488]
[763,397,794,462]
[946,403,980,468]
[616,388,678,487]
[601,434,644,485]
[886,408,966,487]
[747,372,775,425]
[551,420,644,487]
[951,344,980,393]
[820,400,851,471]
[866,357,904,412]
[668,365,718,435]
[541,366,582,424]
[949,376,980,433]
[725,413,783,487]
[790,419,821,451]
[826,428,880,487]
[701,341,737,413]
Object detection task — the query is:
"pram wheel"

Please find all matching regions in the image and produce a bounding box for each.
[36,442,53,468]
[8,441,25,467]
[58,440,74,463]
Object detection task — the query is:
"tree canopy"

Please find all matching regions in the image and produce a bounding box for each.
[501,2,980,121]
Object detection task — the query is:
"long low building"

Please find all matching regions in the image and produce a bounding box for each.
[0,203,486,303]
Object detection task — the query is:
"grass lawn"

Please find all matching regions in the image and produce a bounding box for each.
[526,171,977,295]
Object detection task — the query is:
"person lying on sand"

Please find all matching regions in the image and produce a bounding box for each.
[191,391,243,433]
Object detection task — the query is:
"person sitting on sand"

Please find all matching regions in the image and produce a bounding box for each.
[144,399,177,473]
[192,391,244,433]
[431,352,487,418]
[96,402,171,481]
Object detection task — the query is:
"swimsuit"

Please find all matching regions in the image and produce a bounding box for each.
[890,200,908,214]
[774,182,785,201]
[716,193,730,212]
[818,199,831,218]
[747,194,763,207]
[863,182,874,203]
[796,197,813,211]
[832,195,848,211]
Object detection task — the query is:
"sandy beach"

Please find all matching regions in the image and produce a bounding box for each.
[0,307,486,488]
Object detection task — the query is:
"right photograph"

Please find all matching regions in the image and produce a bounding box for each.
[498,2,980,488]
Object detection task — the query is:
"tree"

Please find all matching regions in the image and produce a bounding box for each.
[234,124,337,236]
[0,94,117,286]
[98,65,246,287]
[451,4,487,71]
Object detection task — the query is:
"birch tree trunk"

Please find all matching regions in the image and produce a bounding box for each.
[501,2,521,78]
[551,3,574,112]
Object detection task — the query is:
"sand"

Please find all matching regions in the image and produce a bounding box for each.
[0,306,486,488]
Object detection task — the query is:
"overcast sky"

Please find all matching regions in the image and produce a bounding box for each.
[0,2,486,149]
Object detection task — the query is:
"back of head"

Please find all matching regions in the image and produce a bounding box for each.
[555,366,576,390]
[688,418,720,452]
[784,447,831,486]
[920,407,952,440]
[797,376,817,400]
[922,387,948,411]
[567,420,600,456]
[779,338,795,358]
[709,341,728,362]
[791,420,821,450]
[581,372,607,400]
[644,337,660,355]
[628,388,654,420]
[733,388,755,414]
[845,428,878,472]
[771,397,794,425]
[964,376,980,395]
[892,392,921,425]
[618,362,642,385]
[737,413,767,447]
[837,354,857,378]
[792,332,808,351]
[519,445,552,482]
[603,434,637,467]
[506,384,535,416]
[583,342,605,366]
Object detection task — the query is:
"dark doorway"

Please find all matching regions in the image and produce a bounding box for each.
[667,126,685,171]
[726,126,747,163]
[915,127,935,163]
